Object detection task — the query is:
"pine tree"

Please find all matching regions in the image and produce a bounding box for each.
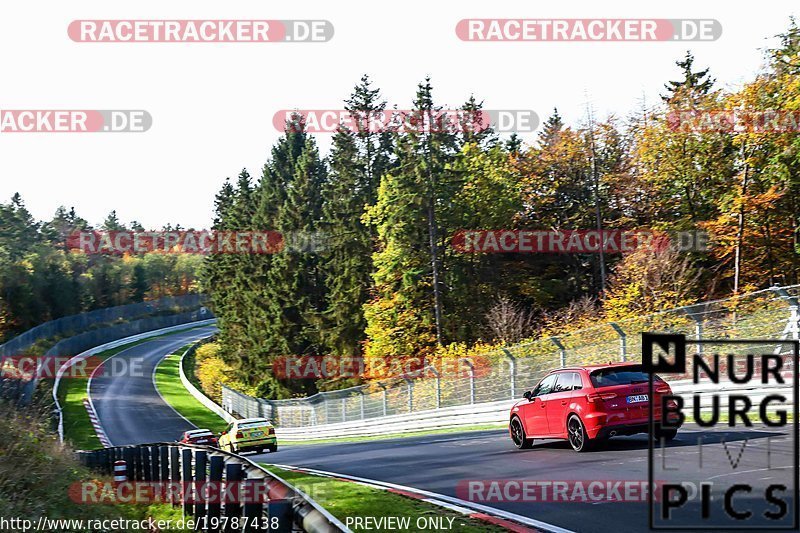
[319,77,395,359]
[319,128,372,357]
[661,51,715,103]
[101,210,127,231]
[538,108,564,148]
[364,79,458,361]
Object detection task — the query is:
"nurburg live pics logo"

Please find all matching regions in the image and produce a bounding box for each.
[642,333,799,530]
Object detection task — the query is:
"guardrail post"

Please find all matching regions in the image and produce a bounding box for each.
[194,450,208,524]
[550,337,566,367]
[141,448,151,482]
[609,323,627,362]
[428,366,441,409]
[170,447,180,507]
[461,359,475,404]
[123,448,136,481]
[501,348,516,399]
[150,445,160,481]
[130,448,144,481]
[378,383,388,416]
[683,305,705,356]
[243,476,263,533]
[207,456,224,533]
[181,449,193,517]
[224,463,243,532]
[403,378,414,412]
[160,446,170,483]
[266,499,292,533]
[96,449,106,475]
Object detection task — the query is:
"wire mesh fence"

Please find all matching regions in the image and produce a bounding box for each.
[0,294,208,358]
[0,294,212,403]
[222,285,800,428]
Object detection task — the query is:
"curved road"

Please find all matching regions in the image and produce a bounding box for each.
[90,325,217,445]
[89,328,796,533]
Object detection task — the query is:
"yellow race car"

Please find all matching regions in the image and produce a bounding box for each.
[218,418,277,454]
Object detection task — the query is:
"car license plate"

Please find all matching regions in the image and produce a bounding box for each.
[251,431,264,437]
[196,439,207,443]
[627,394,648,403]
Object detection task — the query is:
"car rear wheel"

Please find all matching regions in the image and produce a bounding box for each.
[510,417,533,449]
[655,428,678,441]
[266,444,277,453]
[567,415,592,452]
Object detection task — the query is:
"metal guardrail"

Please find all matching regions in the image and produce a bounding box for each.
[223,285,800,430]
[77,442,350,533]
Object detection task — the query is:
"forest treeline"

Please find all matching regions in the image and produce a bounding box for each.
[205,22,800,399]
[0,198,203,342]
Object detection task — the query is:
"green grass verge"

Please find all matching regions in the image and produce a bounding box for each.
[59,342,150,450]
[261,465,505,532]
[1,400,191,532]
[154,345,227,434]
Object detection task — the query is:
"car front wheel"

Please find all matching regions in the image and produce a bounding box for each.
[510,417,533,449]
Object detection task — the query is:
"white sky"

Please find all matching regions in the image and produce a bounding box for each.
[1,1,797,229]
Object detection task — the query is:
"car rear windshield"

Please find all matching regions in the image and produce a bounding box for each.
[590,365,661,388]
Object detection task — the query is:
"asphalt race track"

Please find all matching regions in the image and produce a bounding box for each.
[90,325,217,446]
[91,329,797,533]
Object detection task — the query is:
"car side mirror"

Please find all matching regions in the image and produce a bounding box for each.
[523,391,532,401]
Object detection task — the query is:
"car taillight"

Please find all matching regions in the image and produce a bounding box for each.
[656,385,671,394]
[587,392,617,403]
[236,432,243,439]
[268,428,275,435]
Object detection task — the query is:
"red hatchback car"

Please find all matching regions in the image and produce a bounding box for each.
[178,429,218,446]
[509,363,680,452]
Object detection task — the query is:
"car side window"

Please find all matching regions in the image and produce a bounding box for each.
[553,373,572,392]
[534,375,557,396]
[572,372,583,390]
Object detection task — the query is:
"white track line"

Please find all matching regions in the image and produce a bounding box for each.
[269,464,575,533]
